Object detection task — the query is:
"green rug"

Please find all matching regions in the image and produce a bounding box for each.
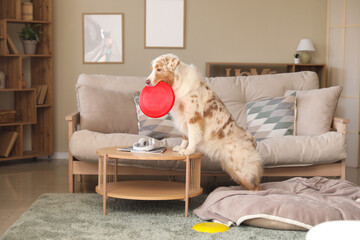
[1,193,306,240]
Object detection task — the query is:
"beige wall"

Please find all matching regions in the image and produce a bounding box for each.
[54,0,327,152]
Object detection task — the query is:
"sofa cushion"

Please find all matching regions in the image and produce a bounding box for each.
[205,71,319,128]
[134,95,182,139]
[257,131,346,166]
[246,94,296,141]
[77,85,139,134]
[285,86,342,136]
[70,130,346,169]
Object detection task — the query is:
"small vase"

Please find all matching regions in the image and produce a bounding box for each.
[294,58,300,64]
[21,2,33,21]
[23,40,37,55]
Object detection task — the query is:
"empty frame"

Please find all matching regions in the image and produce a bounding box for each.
[145,0,185,48]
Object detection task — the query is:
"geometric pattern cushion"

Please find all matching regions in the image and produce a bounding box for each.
[134,95,182,140]
[246,93,296,141]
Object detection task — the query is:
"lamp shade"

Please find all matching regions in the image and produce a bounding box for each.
[296,39,315,52]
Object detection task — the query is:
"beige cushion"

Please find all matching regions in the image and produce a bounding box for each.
[205,71,319,128]
[285,86,342,136]
[77,85,139,134]
[70,130,346,168]
[76,72,319,130]
[257,131,346,166]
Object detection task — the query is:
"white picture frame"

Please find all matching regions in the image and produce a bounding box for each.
[83,13,124,64]
[145,0,185,48]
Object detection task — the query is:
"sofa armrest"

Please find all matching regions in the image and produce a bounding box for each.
[332,117,350,134]
[65,111,80,141]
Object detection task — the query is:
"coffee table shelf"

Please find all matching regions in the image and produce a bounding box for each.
[96,180,203,200]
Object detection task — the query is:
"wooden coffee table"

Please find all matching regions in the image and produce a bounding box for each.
[95,147,203,217]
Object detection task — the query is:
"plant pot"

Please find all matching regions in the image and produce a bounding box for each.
[22,40,37,55]
[294,58,300,64]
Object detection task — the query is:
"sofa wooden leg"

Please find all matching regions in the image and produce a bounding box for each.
[76,175,82,182]
[69,174,74,193]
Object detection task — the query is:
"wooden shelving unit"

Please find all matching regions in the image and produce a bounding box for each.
[0,0,53,161]
[206,62,327,88]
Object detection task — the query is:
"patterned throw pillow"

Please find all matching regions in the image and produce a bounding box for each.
[246,93,296,141]
[134,95,182,139]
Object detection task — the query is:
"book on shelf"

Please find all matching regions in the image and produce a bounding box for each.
[117,146,167,154]
[7,36,18,54]
[35,84,48,104]
[0,131,18,157]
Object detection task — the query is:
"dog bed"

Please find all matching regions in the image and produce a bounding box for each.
[194,177,360,230]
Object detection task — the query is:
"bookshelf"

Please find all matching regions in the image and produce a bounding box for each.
[0,0,53,161]
[206,62,326,88]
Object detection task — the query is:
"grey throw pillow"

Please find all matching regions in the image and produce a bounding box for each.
[246,94,296,141]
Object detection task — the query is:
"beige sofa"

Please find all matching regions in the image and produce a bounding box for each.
[66,71,348,193]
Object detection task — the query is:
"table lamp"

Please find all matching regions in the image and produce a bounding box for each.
[296,39,315,64]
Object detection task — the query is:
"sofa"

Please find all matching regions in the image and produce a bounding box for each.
[66,71,348,193]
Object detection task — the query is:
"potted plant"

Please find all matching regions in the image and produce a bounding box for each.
[294,53,300,64]
[18,24,42,55]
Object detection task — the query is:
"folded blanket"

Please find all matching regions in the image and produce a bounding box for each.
[194,177,360,230]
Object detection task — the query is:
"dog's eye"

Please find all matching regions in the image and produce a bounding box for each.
[157,69,161,72]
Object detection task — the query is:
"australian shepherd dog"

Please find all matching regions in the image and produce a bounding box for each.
[146,54,263,190]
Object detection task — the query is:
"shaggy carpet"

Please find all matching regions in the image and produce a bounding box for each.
[1,193,306,240]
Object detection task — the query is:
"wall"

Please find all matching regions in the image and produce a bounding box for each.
[327,0,360,168]
[54,0,327,152]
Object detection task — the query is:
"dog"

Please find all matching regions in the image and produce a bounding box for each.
[146,54,263,190]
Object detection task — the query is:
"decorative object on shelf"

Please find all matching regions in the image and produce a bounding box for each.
[0,131,18,157]
[18,23,42,54]
[7,36,19,54]
[145,0,185,48]
[35,84,48,104]
[294,53,300,64]
[296,39,316,64]
[0,110,16,124]
[0,71,5,89]
[21,1,33,21]
[83,13,124,63]
[225,68,232,76]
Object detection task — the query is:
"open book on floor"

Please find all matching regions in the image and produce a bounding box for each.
[117,146,167,154]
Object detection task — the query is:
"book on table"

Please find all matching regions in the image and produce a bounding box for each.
[117,146,167,154]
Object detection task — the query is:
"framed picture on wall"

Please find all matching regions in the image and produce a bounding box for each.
[145,0,185,48]
[83,13,124,63]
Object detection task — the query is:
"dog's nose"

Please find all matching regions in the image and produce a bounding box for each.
[146,79,151,85]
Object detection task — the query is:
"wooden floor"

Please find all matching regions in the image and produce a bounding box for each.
[0,158,359,236]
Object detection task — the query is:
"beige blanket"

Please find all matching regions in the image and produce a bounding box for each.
[194,177,360,230]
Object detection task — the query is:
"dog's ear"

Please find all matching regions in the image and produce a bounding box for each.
[167,57,180,71]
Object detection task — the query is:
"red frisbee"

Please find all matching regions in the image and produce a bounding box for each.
[139,81,175,118]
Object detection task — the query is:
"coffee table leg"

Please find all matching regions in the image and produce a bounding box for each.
[103,154,108,216]
[185,156,190,217]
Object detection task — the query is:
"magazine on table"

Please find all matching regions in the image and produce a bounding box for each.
[117,146,167,154]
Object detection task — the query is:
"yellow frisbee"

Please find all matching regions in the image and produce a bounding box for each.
[192,222,230,233]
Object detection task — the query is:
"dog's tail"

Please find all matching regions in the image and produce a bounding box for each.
[221,145,263,191]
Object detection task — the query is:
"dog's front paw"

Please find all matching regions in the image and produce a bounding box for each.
[173,145,184,152]
[178,148,195,156]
